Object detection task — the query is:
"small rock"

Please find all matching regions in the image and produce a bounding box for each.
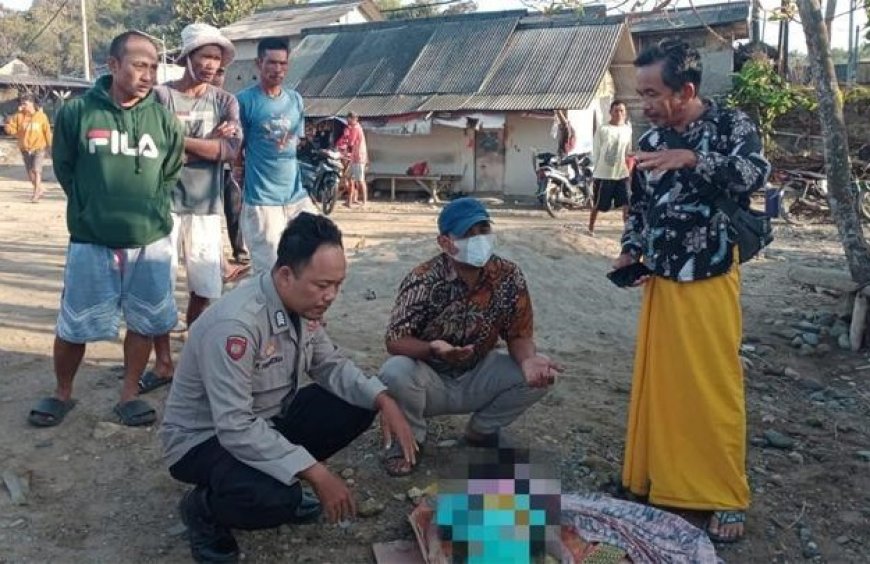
[816,344,832,355]
[774,319,786,327]
[830,323,848,339]
[783,367,800,378]
[762,395,774,402]
[838,333,851,351]
[797,378,825,392]
[92,422,124,440]
[763,430,795,450]
[762,414,776,424]
[815,312,836,327]
[783,307,797,315]
[802,333,820,346]
[34,440,53,449]
[166,523,187,537]
[855,451,870,462]
[763,317,776,325]
[363,289,377,301]
[750,437,767,447]
[799,344,815,356]
[340,468,355,479]
[582,455,613,474]
[346,479,355,486]
[794,321,821,334]
[788,451,805,465]
[791,336,804,348]
[805,417,824,428]
[437,439,458,448]
[357,498,385,517]
[392,493,406,502]
[407,487,424,503]
[574,424,594,434]
[836,535,850,545]
[775,328,800,340]
[809,391,827,402]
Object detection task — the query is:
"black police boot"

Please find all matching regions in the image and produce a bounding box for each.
[288,490,322,524]
[179,486,240,563]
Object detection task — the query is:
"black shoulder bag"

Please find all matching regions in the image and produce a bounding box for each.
[657,123,772,264]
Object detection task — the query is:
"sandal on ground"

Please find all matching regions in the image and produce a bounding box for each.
[28,397,77,427]
[707,510,746,543]
[382,442,423,477]
[138,370,173,394]
[113,399,156,427]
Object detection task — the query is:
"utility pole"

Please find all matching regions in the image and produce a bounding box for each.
[80,0,91,81]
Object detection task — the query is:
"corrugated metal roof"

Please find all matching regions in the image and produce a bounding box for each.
[221,2,363,41]
[397,17,518,94]
[0,74,92,88]
[294,14,625,116]
[629,2,749,34]
[295,15,518,98]
[479,23,620,97]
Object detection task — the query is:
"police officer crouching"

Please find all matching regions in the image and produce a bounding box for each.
[160,213,417,563]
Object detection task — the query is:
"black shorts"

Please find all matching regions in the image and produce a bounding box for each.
[592,178,630,212]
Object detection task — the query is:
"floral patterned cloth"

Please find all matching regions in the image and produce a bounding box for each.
[561,494,720,564]
[621,100,771,282]
[385,253,533,377]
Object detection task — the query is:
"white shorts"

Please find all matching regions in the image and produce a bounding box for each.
[241,199,319,274]
[349,163,366,182]
[170,214,223,300]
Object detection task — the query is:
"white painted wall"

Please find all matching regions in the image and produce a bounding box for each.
[503,113,554,197]
[365,124,475,193]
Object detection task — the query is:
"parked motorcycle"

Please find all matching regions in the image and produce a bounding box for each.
[771,168,870,224]
[301,148,344,216]
[531,149,594,218]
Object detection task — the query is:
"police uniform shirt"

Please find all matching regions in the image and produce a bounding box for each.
[159,272,386,485]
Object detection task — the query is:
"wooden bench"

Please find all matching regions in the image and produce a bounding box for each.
[366,173,463,202]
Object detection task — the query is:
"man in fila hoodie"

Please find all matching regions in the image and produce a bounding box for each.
[27,30,184,428]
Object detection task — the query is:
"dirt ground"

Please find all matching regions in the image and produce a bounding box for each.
[1,164,869,564]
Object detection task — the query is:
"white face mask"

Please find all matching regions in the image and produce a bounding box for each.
[452,234,495,268]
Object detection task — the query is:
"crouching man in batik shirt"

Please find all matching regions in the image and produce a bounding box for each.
[377,197,562,477]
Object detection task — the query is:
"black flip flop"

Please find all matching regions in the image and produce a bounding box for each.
[138,370,172,394]
[28,397,77,427]
[382,442,423,477]
[113,399,156,427]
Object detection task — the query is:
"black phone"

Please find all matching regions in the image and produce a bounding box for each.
[607,262,652,288]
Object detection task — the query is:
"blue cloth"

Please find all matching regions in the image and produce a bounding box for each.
[56,238,177,343]
[237,86,306,206]
[438,197,492,236]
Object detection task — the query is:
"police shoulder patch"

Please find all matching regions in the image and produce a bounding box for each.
[226,335,248,361]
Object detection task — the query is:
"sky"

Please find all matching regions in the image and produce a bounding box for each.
[0,0,865,52]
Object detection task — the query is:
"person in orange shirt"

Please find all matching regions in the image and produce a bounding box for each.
[4,94,53,202]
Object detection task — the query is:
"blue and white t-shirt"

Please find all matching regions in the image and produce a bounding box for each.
[237,86,306,206]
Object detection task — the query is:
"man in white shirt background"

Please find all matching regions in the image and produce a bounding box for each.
[588,100,633,236]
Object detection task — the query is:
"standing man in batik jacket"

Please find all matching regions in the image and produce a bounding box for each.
[614,39,771,543]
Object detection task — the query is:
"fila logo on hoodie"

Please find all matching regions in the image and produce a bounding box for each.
[87,129,159,159]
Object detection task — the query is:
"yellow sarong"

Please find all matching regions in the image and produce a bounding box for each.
[621,264,750,510]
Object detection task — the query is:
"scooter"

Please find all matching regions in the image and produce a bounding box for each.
[301,148,344,216]
[531,149,594,218]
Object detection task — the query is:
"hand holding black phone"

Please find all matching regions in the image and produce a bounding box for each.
[607,262,652,288]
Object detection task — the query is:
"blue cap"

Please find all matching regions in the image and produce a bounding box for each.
[437,198,492,237]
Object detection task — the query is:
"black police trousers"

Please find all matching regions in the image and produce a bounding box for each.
[169,384,376,530]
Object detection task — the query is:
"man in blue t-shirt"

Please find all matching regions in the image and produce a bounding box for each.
[237,37,318,274]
